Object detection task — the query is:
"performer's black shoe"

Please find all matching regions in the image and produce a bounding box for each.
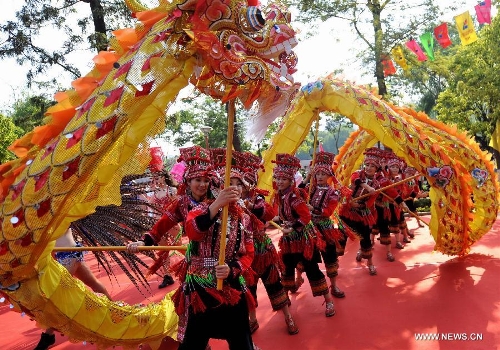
[159,274,174,289]
[34,332,55,350]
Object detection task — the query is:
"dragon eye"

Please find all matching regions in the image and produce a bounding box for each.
[246,6,266,31]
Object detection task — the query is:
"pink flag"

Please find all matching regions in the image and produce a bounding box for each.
[475,0,492,25]
[405,39,427,61]
[434,23,452,48]
[319,142,324,152]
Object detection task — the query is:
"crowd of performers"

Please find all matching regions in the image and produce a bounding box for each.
[36,145,428,350]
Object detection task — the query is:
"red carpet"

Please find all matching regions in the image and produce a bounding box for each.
[1,215,499,350]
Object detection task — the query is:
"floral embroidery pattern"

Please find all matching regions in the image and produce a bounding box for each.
[426,165,453,188]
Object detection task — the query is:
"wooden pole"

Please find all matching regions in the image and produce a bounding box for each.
[52,245,187,252]
[350,173,421,203]
[217,100,235,290]
[308,114,320,199]
[379,191,429,227]
[268,220,283,230]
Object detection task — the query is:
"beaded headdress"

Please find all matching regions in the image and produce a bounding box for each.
[242,151,263,186]
[311,151,335,176]
[210,148,249,187]
[387,154,404,169]
[272,153,301,181]
[363,147,383,168]
[178,145,212,181]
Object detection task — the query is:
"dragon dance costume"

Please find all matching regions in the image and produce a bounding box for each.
[302,152,346,287]
[161,146,255,349]
[339,149,381,261]
[272,154,329,297]
[237,151,289,312]
[373,162,405,248]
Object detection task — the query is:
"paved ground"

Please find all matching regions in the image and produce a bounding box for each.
[1,214,499,350]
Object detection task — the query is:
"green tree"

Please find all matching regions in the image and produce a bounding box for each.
[0,114,24,163]
[0,0,133,88]
[161,96,251,152]
[435,13,500,165]
[285,0,464,98]
[324,113,354,152]
[10,94,55,133]
[387,20,465,115]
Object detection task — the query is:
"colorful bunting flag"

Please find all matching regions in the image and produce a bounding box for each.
[405,39,427,61]
[391,46,408,70]
[455,11,478,46]
[475,0,492,25]
[420,32,435,61]
[381,55,396,76]
[434,23,452,48]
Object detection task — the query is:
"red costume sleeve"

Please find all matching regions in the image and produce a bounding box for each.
[239,220,255,271]
[291,197,312,230]
[184,205,213,241]
[147,199,183,243]
[321,190,338,217]
[378,177,404,204]
[262,201,277,222]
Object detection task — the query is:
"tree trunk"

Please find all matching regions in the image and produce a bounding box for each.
[368,1,388,98]
[89,0,108,52]
[232,118,243,152]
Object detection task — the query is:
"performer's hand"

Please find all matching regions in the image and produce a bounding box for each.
[281,227,293,234]
[209,186,240,218]
[417,191,429,198]
[127,240,145,253]
[215,264,230,279]
[351,201,362,209]
[362,183,375,193]
[304,172,312,183]
[306,204,314,211]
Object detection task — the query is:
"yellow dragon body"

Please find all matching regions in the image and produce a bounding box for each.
[258,78,499,256]
[0,0,298,348]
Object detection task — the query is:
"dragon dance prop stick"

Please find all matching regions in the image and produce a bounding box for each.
[268,220,284,230]
[379,191,429,227]
[217,100,236,290]
[350,173,421,203]
[53,245,187,252]
[308,113,321,199]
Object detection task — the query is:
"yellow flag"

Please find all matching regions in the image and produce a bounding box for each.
[391,46,408,70]
[455,11,478,46]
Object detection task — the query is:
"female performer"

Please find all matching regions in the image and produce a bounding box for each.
[300,151,345,298]
[240,151,299,335]
[272,153,336,317]
[339,148,382,275]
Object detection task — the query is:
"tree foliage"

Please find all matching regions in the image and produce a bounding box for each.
[160,96,252,152]
[10,94,55,133]
[295,113,354,159]
[285,0,455,98]
[0,0,133,88]
[0,114,24,163]
[435,14,500,165]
